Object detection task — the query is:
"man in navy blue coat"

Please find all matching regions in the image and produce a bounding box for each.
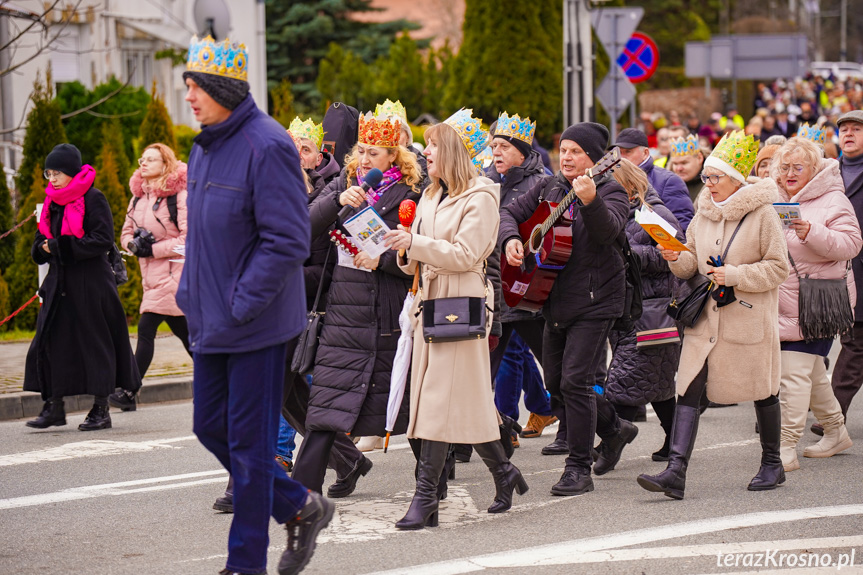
[176,35,331,575]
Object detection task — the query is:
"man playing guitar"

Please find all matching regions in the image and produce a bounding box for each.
[499,122,632,496]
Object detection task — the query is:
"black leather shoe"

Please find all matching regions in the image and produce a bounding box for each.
[550,469,594,496]
[213,493,233,513]
[327,456,372,498]
[26,400,66,429]
[219,569,265,575]
[78,405,111,431]
[541,437,568,455]
[594,419,639,476]
[278,491,335,575]
[108,390,137,412]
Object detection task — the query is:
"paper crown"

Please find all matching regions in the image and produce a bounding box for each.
[444,109,487,159]
[709,130,759,179]
[288,117,324,150]
[670,135,700,157]
[796,123,826,145]
[374,99,407,121]
[472,145,493,175]
[358,113,401,148]
[186,35,249,82]
[495,112,536,145]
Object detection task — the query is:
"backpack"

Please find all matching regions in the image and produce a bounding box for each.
[321,102,360,169]
[132,194,179,230]
[612,234,643,332]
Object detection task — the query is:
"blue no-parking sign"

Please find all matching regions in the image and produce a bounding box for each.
[616,32,659,84]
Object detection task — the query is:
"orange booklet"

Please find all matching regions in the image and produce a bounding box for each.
[635,206,689,252]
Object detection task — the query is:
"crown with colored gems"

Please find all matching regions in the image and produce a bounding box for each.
[495,112,536,145]
[670,135,700,157]
[471,145,493,175]
[709,130,759,178]
[358,113,401,148]
[288,117,324,150]
[444,109,487,159]
[186,35,249,82]
[374,99,407,121]
[796,123,826,146]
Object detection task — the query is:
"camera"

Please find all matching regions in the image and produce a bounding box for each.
[127,227,156,257]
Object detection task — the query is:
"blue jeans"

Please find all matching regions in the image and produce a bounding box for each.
[494,332,553,420]
[193,342,309,574]
[277,416,297,460]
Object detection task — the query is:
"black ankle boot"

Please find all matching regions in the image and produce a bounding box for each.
[748,400,785,491]
[594,419,639,475]
[652,433,671,462]
[327,456,373,498]
[637,405,699,500]
[78,404,112,431]
[26,400,66,429]
[213,476,234,513]
[473,440,528,513]
[396,440,448,530]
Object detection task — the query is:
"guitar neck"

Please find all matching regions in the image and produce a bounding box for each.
[537,166,596,238]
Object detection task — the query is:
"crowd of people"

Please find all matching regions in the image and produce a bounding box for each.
[18,32,863,575]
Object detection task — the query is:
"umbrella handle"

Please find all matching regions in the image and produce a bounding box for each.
[384,432,391,453]
[410,268,419,295]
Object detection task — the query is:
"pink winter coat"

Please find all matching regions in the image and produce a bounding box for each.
[120,163,188,316]
[777,158,862,341]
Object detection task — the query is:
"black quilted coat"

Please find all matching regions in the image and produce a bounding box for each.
[305,171,419,435]
[604,188,682,406]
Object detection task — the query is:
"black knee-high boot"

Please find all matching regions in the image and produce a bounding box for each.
[396,440,449,530]
[473,440,528,513]
[748,399,785,491]
[409,438,455,500]
[636,404,700,500]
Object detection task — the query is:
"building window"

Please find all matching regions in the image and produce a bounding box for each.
[51,25,81,83]
[124,51,153,88]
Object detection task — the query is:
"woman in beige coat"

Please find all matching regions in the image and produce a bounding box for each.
[385,111,527,530]
[637,131,789,500]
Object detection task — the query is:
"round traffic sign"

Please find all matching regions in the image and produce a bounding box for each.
[616,32,659,84]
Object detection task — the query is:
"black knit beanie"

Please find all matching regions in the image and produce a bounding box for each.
[183,71,249,111]
[45,144,82,177]
[560,122,609,164]
[494,135,533,160]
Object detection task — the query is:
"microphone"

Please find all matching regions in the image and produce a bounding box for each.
[337,168,383,221]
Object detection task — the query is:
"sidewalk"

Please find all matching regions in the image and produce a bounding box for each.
[0,334,193,421]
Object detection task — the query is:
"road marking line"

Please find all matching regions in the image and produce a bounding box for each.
[362,504,863,574]
[0,469,227,510]
[0,435,198,466]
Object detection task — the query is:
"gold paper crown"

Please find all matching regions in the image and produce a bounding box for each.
[495,112,536,145]
[358,113,401,148]
[288,117,324,150]
[709,131,759,178]
[443,108,487,159]
[374,99,407,121]
[796,123,826,145]
[186,35,248,82]
[670,135,699,157]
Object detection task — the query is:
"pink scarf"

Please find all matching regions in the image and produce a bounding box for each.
[38,164,96,239]
[358,165,403,207]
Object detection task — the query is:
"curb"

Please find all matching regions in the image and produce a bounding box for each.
[0,375,193,421]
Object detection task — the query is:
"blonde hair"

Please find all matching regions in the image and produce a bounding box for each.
[424,123,476,198]
[770,137,824,181]
[611,158,647,205]
[142,143,180,192]
[344,143,422,194]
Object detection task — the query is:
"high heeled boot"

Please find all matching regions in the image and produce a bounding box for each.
[636,404,700,500]
[473,440,529,513]
[409,439,454,500]
[26,400,66,429]
[748,400,786,491]
[396,440,448,530]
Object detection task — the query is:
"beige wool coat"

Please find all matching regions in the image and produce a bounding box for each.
[399,177,501,444]
[671,178,789,403]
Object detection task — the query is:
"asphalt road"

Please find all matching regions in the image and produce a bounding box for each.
[1,397,862,575]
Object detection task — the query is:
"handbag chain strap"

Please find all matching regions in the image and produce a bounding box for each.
[309,244,332,314]
[787,251,850,281]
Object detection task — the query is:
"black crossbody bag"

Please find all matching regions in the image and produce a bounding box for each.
[291,246,331,375]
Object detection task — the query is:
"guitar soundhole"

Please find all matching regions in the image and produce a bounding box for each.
[528,226,543,253]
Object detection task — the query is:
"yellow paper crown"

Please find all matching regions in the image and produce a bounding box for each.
[443,108,487,159]
[288,117,324,150]
[796,123,826,145]
[186,35,249,82]
[358,113,401,148]
[495,112,536,145]
[709,131,760,178]
[670,135,699,157]
[374,99,407,121]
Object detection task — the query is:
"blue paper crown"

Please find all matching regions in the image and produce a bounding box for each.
[796,123,825,145]
[495,112,536,145]
[670,135,699,157]
[186,35,249,82]
[444,108,487,159]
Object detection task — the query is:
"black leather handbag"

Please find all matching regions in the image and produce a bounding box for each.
[108,244,128,285]
[418,267,491,343]
[291,246,331,375]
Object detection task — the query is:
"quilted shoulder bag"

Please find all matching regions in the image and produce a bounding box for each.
[290,246,331,375]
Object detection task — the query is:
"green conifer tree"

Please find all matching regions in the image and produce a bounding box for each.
[6,168,48,329]
[271,78,297,129]
[138,83,177,153]
[373,33,424,119]
[0,163,15,272]
[0,273,9,331]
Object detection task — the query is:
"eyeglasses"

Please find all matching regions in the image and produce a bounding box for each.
[138,156,163,166]
[43,169,62,180]
[699,173,728,185]
[777,164,805,176]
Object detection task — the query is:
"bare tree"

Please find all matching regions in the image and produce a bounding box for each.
[0,0,83,79]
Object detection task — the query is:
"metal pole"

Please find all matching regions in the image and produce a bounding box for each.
[840,0,847,61]
[256,0,268,112]
[610,12,618,144]
[0,14,15,143]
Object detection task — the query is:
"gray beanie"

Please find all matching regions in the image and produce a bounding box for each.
[183,71,249,111]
